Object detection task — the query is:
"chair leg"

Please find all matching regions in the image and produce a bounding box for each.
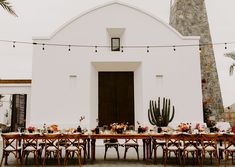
[5,153,8,165]
[42,150,48,167]
[135,146,139,160]
[124,147,128,160]
[164,150,168,167]
[232,152,234,165]
[57,151,61,167]
[63,151,67,166]
[34,151,39,167]
[77,151,82,167]
[115,146,119,160]
[15,151,19,167]
[0,152,5,167]
[104,146,108,160]
[153,147,157,163]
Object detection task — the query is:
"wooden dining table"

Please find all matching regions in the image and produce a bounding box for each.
[1,132,234,165]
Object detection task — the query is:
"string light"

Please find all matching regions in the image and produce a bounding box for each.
[1,39,235,52]
[147,46,149,53]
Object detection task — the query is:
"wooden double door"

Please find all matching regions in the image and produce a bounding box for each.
[98,72,134,126]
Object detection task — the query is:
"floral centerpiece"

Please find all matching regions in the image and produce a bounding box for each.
[194,123,206,132]
[110,123,128,134]
[47,124,58,133]
[177,123,191,132]
[137,121,148,133]
[27,126,36,133]
[77,116,85,133]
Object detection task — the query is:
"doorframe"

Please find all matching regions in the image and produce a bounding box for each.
[90,62,143,129]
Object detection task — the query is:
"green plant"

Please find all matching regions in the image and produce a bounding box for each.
[148,97,175,126]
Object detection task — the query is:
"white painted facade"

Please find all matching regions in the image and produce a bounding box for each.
[31,2,203,130]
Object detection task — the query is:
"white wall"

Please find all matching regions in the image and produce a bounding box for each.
[31,2,203,130]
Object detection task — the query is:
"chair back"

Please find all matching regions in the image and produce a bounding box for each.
[22,133,40,150]
[63,133,81,149]
[200,133,219,151]
[222,133,235,150]
[181,133,200,149]
[43,133,62,149]
[164,133,182,148]
[125,125,137,144]
[1,133,21,151]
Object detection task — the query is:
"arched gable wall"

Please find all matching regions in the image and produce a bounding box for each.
[31,2,202,129]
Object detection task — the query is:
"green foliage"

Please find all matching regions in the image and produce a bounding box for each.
[0,0,17,16]
[148,97,175,127]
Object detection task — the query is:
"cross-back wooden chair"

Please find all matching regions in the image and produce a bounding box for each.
[219,133,235,166]
[151,133,166,164]
[63,133,82,167]
[180,133,200,166]
[103,125,119,160]
[22,133,42,166]
[199,133,220,166]
[123,125,139,160]
[0,133,22,167]
[42,133,62,167]
[163,133,182,166]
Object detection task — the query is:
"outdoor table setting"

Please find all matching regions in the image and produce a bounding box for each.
[0,122,234,166]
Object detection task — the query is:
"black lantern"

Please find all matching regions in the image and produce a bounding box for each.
[111,38,120,51]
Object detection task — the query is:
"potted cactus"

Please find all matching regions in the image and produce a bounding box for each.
[148,97,175,127]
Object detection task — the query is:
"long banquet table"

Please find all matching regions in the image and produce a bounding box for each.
[1,132,235,164]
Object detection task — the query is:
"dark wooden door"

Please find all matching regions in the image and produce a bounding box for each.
[98,72,134,126]
[11,94,27,132]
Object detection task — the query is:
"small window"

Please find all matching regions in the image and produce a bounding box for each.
[111,38,120,51]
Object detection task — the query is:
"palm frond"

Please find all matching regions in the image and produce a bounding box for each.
[0,0,17,16]
[229,63,235,76]
[224,51,235,61]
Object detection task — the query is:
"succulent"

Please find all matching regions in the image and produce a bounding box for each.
[148,97,175,127]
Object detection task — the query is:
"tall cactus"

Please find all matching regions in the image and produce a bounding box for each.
[148,97,175,127]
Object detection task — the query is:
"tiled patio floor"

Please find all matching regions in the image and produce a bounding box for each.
[0,142,234,166]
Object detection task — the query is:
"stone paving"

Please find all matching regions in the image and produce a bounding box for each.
[0,142,234,166]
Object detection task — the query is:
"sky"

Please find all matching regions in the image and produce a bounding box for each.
[0,0,235,107]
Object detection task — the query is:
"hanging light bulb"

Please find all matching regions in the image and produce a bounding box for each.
[42,44,45,50]
[68,45,71,52]
[147,46,149,53]
[13,41,15,48]
[225,43,227,49]
[95,46,97,52]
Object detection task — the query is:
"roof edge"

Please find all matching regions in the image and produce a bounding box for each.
[32,0,200,41]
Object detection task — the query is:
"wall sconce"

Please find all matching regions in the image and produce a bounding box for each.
[156,75,163,78]
[111,38,120,51]
[69,75,77,78]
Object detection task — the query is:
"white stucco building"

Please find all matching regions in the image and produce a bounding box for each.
[29,1,203,129]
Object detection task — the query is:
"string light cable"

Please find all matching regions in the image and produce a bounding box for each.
[0,39,234,51]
